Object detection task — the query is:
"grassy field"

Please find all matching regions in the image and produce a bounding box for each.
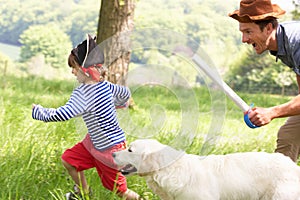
[0,75,293,199]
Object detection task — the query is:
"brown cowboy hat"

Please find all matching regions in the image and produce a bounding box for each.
[228,0,286,23]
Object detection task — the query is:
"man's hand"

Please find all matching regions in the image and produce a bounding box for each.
[247,107,274,126]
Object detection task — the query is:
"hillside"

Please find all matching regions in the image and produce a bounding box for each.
[0,43,20,61]
[0,0,295,73]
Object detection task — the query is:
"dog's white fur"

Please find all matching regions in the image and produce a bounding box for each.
[113,139,300,200]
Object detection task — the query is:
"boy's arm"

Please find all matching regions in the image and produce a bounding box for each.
[110,83,131,108]
[32,105,65,122]
[32,90,86,122]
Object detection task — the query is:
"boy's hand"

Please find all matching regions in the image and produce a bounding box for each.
[115,101,129,109]
[32,104,36,109]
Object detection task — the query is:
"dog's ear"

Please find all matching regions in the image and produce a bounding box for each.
[138,145,184,174]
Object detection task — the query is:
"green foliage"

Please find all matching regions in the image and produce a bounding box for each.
[225,48,298,95]
[0,0,99,46]
[1,0,242,69]
[1,0,297,95]
[0,0,69,45]
[64,2,100,46]
[134,0,242,67]
[292,1,300,20]
[19,24,72,68]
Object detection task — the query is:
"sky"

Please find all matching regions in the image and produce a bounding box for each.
[272,0,296,11]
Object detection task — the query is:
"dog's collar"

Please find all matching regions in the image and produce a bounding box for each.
[137,171,156,177]
[137,166,166,177]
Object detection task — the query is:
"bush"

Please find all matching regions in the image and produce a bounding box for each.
[226,48,298,95]
[19,24,72,69]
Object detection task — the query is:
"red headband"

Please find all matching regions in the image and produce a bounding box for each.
[81,64,103,81]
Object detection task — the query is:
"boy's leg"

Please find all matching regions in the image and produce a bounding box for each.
[61,160,89,193]
[93,142,141,199]
[121,189,141,200]
[61,140,95,194]
[275,115,300,162]
[94,159,140,199]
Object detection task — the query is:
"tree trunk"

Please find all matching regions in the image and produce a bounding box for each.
[96,0,135,85]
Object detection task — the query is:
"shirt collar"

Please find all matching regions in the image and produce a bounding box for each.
[269,24,286,61]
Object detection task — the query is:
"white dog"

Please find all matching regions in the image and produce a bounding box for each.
[113,139,300,200]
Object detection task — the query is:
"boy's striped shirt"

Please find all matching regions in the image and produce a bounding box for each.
[32,81,130,151]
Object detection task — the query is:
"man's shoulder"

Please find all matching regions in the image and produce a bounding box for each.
[280,21,300,31]
[280,21,300,25]
[279,21,300,44]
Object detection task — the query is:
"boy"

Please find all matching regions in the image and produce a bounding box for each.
[32,35,140,200]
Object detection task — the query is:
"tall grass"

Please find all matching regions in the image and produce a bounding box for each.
[0,75,293,199]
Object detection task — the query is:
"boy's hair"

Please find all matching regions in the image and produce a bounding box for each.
[254,18,278,31]
[68,53,81,69]
[68,53,107,82]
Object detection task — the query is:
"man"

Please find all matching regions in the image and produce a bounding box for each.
[228,0,300,162]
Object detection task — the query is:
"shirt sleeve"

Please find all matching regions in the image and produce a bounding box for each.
[109,82,131,107]
[294,48,300,69]
[32,89,86,122]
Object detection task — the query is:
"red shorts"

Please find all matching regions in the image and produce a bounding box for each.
[61,134,128,194]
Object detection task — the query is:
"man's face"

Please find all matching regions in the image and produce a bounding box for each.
[239,22,270,54]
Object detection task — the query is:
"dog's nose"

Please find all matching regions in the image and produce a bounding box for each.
[112,152,116,158]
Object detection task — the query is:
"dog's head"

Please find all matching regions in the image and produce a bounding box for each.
[113,139,184,176]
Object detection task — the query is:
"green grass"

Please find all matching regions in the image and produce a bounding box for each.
[0,75,294,199]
